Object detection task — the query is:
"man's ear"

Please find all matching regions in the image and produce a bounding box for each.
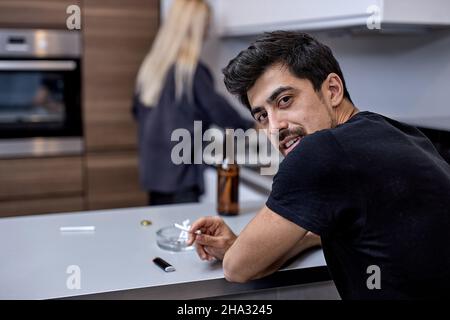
[323,73,344,108]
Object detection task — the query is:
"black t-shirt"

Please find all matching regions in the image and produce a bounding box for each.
[266,111,450,299]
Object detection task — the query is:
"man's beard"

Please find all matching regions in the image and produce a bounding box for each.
[278,126,307,143]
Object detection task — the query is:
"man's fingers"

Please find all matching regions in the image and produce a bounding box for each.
[195,234,224,247]
[189,216,227,261]
[204,246,216,261]
[190,216,224,234]
[187,232,196,246]
[190,217,212,234]
[187,216,211,246]
[195,243,209,260]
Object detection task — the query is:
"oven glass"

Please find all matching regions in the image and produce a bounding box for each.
[0,59,81,139]
[0,72,65,126]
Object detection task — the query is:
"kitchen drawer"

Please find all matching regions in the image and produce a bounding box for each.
[0,156,84,200]
[0,196,84,217]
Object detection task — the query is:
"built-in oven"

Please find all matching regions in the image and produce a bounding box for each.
[0,29,82,157]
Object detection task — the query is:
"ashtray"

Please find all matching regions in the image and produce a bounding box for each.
[156,226,194,252]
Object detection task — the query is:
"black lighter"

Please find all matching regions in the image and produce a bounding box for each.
[153,257,176,272]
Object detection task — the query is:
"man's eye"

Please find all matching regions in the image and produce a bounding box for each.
[279,96,291,107]
[256,112,267,123]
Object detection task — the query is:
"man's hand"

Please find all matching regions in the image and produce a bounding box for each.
[187,207,321,283]
[186,216,237,261]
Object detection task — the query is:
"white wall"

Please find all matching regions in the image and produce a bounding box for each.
[201,29,450,119]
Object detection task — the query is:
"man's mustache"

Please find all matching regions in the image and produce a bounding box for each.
[278,127,307,142]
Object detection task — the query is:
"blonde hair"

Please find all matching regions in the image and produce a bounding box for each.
[136,0,210,107]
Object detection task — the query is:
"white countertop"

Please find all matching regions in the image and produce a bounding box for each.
[0,200,327,300]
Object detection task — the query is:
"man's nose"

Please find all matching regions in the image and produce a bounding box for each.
[268,112,288,135]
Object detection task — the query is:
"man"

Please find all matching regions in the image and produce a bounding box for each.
[186,31,450,299]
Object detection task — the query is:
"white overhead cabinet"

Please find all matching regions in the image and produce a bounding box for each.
[212,0,450,36]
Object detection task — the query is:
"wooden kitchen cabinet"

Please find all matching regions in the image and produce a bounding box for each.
[0,156,83,200]
[86,151,147,210]
[0,0,81,29]
[83,0,159,151]
[0,156,85,217]
[0,196,84,218]
[82,0,158,210]
[0,1,158,216]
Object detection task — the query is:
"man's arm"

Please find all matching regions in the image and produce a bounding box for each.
[188,205,320,283]
[223,206,313,282]
[239,229,321,282]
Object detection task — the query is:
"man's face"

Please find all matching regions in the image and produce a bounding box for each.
[248,64,337,157]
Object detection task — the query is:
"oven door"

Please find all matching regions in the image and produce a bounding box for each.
[0,58,82,139]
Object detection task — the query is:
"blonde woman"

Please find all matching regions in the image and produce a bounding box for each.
[132,0,253,205]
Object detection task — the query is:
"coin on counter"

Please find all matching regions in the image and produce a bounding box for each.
[140,219,152,227]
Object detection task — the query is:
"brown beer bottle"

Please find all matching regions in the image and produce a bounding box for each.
[217,157,239,216]
[217,128,239,215]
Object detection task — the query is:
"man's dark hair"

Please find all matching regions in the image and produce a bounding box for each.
[223,31,352,109]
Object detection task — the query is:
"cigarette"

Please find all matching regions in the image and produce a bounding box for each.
[173,223,201,234]
[60,226,95,232]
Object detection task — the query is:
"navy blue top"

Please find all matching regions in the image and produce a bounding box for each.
[132,62,253,194]
[267,111,450,299]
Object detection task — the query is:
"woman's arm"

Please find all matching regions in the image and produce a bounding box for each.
[193,63,254,130]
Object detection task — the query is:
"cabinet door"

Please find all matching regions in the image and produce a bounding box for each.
[0,0,80,29]
[0,156,83,200]
[86,151,147,210]
[0,197,84,217]
[83,0,159,151]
